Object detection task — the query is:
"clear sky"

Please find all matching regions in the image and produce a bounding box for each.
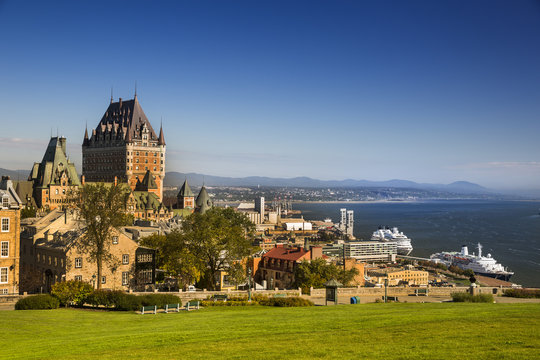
[0,0,539,190]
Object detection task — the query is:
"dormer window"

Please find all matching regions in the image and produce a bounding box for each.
[1,196,8,209]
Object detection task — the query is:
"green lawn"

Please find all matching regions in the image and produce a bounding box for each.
[2,303,539,359]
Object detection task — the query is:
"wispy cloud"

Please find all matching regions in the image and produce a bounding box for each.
[450,162,540,170]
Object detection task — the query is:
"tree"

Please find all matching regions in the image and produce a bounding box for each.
[294,259,359,293]
[51,280,93,307]
[140,231,202,288]
[182,207,255,290]
[71,183,130,289]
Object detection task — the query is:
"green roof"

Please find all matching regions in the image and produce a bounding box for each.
[195,186,213,214]
[177,179,194,198]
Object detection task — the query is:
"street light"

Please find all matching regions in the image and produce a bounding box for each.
[247,268,252,302]
[384,277,389,303]
[92,274,96,289]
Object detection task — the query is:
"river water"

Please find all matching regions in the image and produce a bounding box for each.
[293,200,540,287]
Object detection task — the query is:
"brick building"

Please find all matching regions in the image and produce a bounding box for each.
[82,95,166,200]
[0,177,22,295]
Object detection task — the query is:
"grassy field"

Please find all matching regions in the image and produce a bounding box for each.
[2,303,539,359]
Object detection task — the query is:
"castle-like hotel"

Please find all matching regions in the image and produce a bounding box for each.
[16,94,211,220]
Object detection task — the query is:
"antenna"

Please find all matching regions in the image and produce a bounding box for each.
[134,81,137,98]
[110,86,114,103]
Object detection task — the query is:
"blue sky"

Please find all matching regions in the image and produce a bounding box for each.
[0,0,539,190]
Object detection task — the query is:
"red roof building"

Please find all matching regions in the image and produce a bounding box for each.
[258,244,325,289]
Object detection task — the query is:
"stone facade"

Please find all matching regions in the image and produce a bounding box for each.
[19,209,155,293]
[0,177,22,295]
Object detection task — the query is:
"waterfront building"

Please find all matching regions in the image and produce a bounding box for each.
[0,177,22,295]
[343,241,397,262]
[368,267,429,286]
[338,208,354,238]
[25,137,80,210]
[82,95,166,200]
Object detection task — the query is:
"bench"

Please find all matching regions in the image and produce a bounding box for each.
[141,305,157,315]
[415,288,429,296]
[164,303,181,313]
[273,294,286,298]
[211,295,228,302]
[385,296,399,302]
[185,300,200,311]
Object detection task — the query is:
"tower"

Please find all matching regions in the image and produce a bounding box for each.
[177,180,194,210]
[82,95,166,200]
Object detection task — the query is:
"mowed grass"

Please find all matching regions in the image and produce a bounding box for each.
[1,303,539,359]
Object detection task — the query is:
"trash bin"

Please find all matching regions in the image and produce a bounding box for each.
[354,296,361,304]
[350,296,357,304]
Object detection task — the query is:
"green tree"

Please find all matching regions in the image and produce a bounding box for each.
[72,183,130,289]
[141,231,202,288]
[182,207,255,290]
[294,259,358,293]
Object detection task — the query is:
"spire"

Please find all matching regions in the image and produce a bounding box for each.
[110,87,113,104]
[158,121,166,146]
[83,126,89,146]
[134,81,137,101]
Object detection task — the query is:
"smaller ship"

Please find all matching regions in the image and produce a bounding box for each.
[430,243,513,281]
[371,227,413,255]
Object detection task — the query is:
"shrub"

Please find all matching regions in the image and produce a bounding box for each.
[260,297,314,307]
[451,292,494,303]
[503,289,540,299]
[86,290,125,308]
[139,294,182,307]
[51,280,94,307]
[114,293,143,311]
[15,295,60,310]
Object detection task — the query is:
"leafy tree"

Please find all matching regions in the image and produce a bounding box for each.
[294,258,358,293]
[141,231,202,288]
[71,183,130,289]
[182,207,255,290]
[227,262,247,288]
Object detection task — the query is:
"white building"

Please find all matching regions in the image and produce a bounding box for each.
[343,241,397,262]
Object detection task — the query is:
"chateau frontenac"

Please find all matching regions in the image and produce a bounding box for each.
[82,94,166,200]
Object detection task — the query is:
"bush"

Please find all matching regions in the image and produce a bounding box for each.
[260,297,314,307]
[503,289,540,299]
[138,293,182,307]
[51,280,94,307]
[86,290,124,308]
[15,295,60,310]
[451,292,494,303]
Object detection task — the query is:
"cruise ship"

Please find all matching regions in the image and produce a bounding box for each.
[371,227,413,256]
[430,243,513,281]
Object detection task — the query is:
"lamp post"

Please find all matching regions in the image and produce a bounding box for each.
[92,274,96,289]
[384,277,388,303]
[247,268,252,302]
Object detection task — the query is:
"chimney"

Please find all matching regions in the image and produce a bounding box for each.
[310,246,323,260]
[114,176,118,186]
[119,98,122,107]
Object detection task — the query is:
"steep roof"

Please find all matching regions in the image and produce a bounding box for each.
[158,125,166,146]
[263,245,310,261]
[177,179,194,198]
[133,191,163,212]
[90,96,157,144]
[195,186,213,214]
[135,170,158,191]
[29,137,80,188]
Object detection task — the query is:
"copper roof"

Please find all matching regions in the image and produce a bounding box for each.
[263,245,310,261]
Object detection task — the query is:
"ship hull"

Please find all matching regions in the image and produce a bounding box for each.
[474,271,513,282]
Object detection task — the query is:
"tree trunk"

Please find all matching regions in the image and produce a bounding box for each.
[97,257,102,290]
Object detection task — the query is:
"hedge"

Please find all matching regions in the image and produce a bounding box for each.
[451,292,494,303]
[503,289,540,299]
[15,295,60,310]
[85,290,182,311]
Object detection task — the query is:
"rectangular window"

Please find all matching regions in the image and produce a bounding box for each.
[1,288,7,295]
[2,196,8,208]
[122,254,129,265]
[1,218,9,232]
[75,257,82,268]
[0,267,8,284]
[0,241,8,257]
[122,272,129,286]
[112,236,118,244]
[74,275,82,281]
[101,276,106,284]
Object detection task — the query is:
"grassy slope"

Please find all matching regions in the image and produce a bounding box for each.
[2,303,539,359]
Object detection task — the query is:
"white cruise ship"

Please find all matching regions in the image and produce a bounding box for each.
[430,243,513,281]
[370,227,413,256]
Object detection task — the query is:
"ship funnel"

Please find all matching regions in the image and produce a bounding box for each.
[461,245,469,256]
[477,243,482,258]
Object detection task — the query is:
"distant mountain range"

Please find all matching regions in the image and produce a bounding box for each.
[0,167,510,196]
[0,168,29,181]
[163,171,492,194]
